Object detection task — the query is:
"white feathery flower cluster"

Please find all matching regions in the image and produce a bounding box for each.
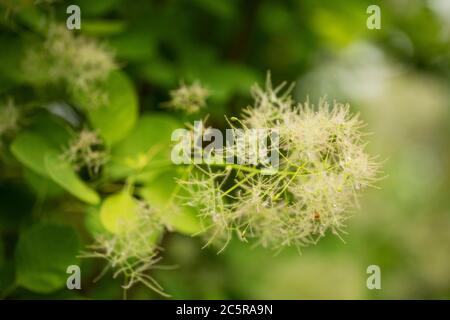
[165,81,209,114]
[24,25,116,108]
[62,129,108,176]
[81,200,168,296]
[179,74,381,251]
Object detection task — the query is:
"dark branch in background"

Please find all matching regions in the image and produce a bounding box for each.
[227,0,262,62]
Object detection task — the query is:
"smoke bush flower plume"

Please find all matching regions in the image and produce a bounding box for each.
[179,73,381,251]
[81,73,380,296]
[24,25,116,108]
[62,129,108,176]
[81,199,169,297]
[165,81,210,114]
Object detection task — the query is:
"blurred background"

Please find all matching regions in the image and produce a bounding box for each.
[0,0,449,299]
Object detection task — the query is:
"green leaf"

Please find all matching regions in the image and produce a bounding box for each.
[87,71,138,146]
[140,58,176,87]
[10,115,73,178]
[109,31,156,62]
[112,113,180,161]
[15,223,80,294]
[82,20,127,36]
[10,132,53,177]
[106,113,180,180]
[27,113,73,149]
[16,6,47,34]
[99,190,138,234]
[181,63,258,103]
[0,34,24,86]
[44,151,100,205]
[140,168,203,236]
[192,0,236,19]
[84,206,107,237]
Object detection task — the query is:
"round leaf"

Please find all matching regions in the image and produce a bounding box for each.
[100,191,138,234]
[10,132,52,177]
[140,168,202,235]
[10,116,73,177]
[44,151,100,205]
[87,71,138,146]
[106,113,181,180]
[15,224,80,294]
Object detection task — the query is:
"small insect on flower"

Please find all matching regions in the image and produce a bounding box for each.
[61,129,109,177]
[178,72,382,251]
[165,81,210,114]
[313,212,321,221]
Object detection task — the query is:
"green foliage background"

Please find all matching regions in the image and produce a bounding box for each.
[0,0,449,299]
